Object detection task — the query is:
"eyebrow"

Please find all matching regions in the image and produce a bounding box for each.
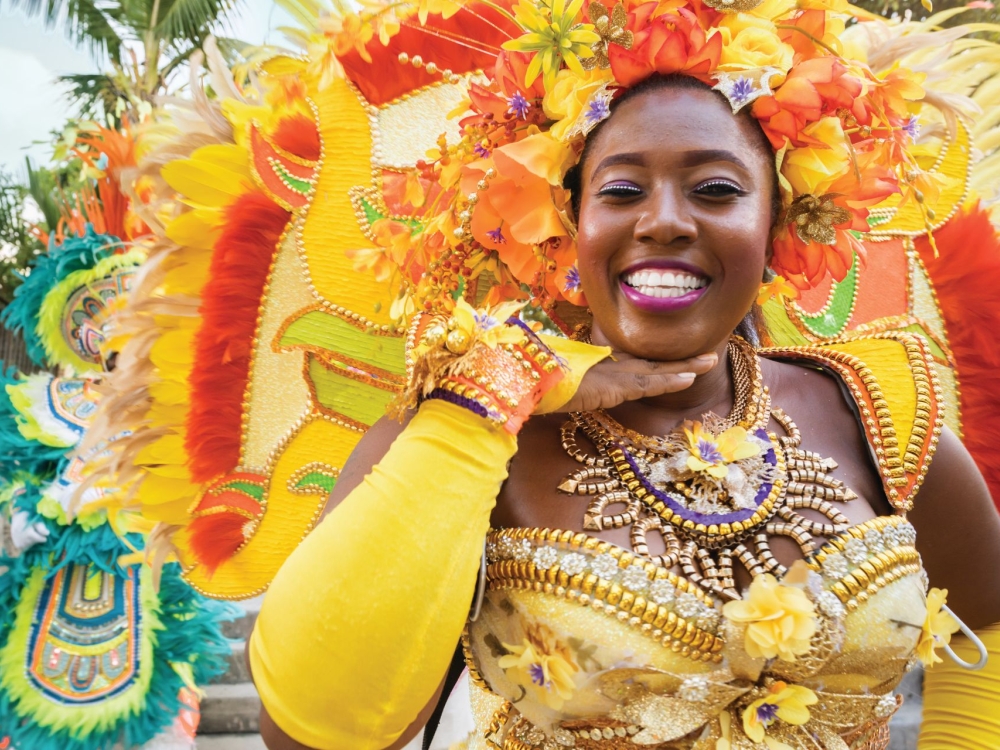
[590,148,751,182]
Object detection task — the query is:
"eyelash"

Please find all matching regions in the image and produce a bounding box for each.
[597,182,642,197]
[694,180,744,196]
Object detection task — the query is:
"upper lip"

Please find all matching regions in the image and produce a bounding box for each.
[619,258,710,280]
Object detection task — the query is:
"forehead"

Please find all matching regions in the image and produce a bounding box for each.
[584,86,766,171]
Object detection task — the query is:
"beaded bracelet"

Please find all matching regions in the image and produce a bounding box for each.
[399,302,566,434]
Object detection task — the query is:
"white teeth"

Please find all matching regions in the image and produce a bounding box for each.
[623,269,707,292]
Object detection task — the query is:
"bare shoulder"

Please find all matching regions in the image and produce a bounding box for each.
[908,425,1000,628]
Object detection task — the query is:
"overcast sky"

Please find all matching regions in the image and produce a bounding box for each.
[0,0,294,174]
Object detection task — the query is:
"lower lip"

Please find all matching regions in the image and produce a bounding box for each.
[619,280,708,312]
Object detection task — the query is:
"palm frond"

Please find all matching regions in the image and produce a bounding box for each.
[154,0,241,45]
[24,159,62,235]
[4,0,126,62]
[58,73,130,123]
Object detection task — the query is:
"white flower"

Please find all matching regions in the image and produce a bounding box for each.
[898,523,917,547]
[881,525,901,549]
[678,675,710,702]
[821,552,849,580]
[591,553,620,580]
[843,537,868,565]
[560,552,588,577]
[864,529,885,554]
[649,579,676,606]
[874,693,898,718]
[621,564,650,592]
[676,592,702,619]
[513,539,533,562]
[816,590,846,619]
[533,546,559,569]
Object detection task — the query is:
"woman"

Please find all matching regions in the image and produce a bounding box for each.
[248,2,1000,748]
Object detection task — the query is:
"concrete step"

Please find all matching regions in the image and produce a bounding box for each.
[200,683,261,734]
[220,597,263,641]
[196,734,266,749]
[215,643,251,685]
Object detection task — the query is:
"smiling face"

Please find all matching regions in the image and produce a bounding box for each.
[575,81,776,361]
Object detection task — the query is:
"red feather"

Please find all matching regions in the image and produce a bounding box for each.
[185,192,290,482]
[188,512,255,575]
[914,203,1000,511]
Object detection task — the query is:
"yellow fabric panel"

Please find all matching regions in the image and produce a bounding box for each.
[919,624,1000,749]
[819,337,919,453]
[299,78,397,328]
[249,400,516,749]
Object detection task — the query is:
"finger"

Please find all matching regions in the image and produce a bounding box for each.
[568,370,699,412]
[606,352,718,375]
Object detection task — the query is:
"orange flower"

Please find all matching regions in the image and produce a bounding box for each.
[609,5,722,86]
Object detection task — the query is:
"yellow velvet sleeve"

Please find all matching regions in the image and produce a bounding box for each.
[919,624,1000,749]
[248,336,609,750]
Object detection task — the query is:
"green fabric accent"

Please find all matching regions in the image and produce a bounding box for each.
[797,256,858,338]
[294,471,337,494]
[902,323,947,360]
[219,479,266,501]
[273,162,312,195]
[359,196,422,233]
[280,310,406,376]
[762,299,811,347]
[307,357,396,426]
[36,248,145,374]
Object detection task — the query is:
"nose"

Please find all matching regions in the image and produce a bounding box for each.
[632,184,698,246]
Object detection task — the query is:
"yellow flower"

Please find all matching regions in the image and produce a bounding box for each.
[498,623,579,710]
[742,682,818,746]
[684,422,760,479]
[502,0,600,89]
[723,574,817,661]
[422,298,527,355]
[745,0,797,20]
[757,275,799,306]
[718,24,793,74]
[543,68,613,141]
[781,117,852,197]
[917,587,960,667]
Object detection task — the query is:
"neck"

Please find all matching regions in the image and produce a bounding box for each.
[591,330,736,432]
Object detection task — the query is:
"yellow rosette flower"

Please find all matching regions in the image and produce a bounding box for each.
[742,681,819,748]
[718,25,793,74]
[498,624,580,710]
[684,422,760,479]
[917,587,961,667]
[544,68,614,141]
[723,573,817,661]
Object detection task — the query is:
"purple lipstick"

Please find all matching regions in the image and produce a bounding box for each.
[619,261,710,313]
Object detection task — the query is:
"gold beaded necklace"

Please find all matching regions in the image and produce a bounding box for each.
[558,337,857,601]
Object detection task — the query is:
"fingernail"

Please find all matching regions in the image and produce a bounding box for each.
[677,372,697,381]
[695,354,717,364]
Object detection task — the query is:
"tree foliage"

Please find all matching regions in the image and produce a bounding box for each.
[0,170,45,308]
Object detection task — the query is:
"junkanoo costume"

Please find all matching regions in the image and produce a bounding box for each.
[0,128,233,749]
[79,0,1000,747]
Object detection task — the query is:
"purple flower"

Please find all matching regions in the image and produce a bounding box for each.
[507,91,531,119]
[756,701,780,725]
[697,438,723,465]
[564,264,581,294]
[473,142,491,158]
[486,226,506,244]
[903,115,920,141]
[474,311,501,331]
[731,77,755,104]
[585,97,611,125]
[528,662,549,687]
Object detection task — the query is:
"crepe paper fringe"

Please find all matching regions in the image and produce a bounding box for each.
[185,191,290,484]
[0,519,237,750]
[35,248,145,375]
[915,203,1000,511]
[0,367,67,481]
[1,226,124,369]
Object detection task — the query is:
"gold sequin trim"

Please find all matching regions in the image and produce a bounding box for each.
[487,528,724,662]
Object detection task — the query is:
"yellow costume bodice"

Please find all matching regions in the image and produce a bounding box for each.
[462,333,942,750]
